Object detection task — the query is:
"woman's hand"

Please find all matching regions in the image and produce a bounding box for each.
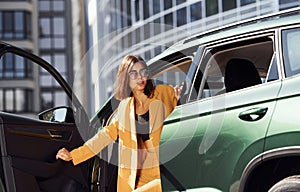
[173,85,182,100]
[56,148,72,161]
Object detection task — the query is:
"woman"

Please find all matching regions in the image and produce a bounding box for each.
[56,55,181,191]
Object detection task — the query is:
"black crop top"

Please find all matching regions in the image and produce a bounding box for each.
[135,111,150,142]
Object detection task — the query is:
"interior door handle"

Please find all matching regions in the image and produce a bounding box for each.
[47,130,63,138]
[8,127,72,141]
[239,107,268,121]
[47,130,72,141]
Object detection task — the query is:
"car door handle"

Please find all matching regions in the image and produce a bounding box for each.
[47,130,72,141]
[238,107,268,121]
[8,127,72,141]
[47,130,63,138]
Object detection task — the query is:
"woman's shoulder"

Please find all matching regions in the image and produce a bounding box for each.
[151,84,178,116]
[154,84,174,94]
[152,84,176,103]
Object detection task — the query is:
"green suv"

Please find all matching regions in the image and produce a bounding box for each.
[1,7,300,192]
[93,7,300,192]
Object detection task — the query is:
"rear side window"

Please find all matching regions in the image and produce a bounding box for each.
[282,27,300,77]
[192,36,276,100]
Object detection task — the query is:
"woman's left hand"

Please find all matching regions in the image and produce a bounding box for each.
[173,85,182,100]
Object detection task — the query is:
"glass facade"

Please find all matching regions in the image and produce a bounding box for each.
[92,0,300,108]
[100,0,292,63]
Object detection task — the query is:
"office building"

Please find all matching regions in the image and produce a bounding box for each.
[0,0,86,117]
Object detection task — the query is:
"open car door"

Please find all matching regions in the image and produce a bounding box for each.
[0,42,91,192]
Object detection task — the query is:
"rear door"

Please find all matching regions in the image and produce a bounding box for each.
[160,33,282,191]
[0,45,90,192]
[265,26,300,152]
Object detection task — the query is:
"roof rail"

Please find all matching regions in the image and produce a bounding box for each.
[183,7,300,44]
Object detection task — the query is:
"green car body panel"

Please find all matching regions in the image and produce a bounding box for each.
[160,80,282,191]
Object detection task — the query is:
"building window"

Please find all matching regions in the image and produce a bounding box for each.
[153,0,161,15]
[40,90,67,111]
[121,1,131,27]
[279,0,300,10]
[241,0,256,6]
[40,53,67,82]
[190,2,202,22]
[143,0,150,19]
[0,88,33,113]
[223,0,236,11]
[206,0,218,16]
[279,0,299,3]
[0,52,33,79]
[0,11,32,40]
[135,0,140,21]
[39,16,66,49]
[39,0,65,12]
[164,13,173,30]
[177,7,187,27]
[176,0,186,5]
[164,0,172,10]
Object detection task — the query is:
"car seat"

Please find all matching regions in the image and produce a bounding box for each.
[225,58,261,92]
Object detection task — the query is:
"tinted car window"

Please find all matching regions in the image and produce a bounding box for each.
[195,37,275,99]
[266,53,279,82]
[282,27,300,77]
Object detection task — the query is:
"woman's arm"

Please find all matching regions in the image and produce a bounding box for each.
[56,118,119,165]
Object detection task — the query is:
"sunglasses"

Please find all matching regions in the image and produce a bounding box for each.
[128,68,149,80]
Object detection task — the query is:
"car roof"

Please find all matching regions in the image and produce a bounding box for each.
[147,7,300,66]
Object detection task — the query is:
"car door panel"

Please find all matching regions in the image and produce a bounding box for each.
[0,113,89,192]
[161,81,281,191]
[265,27,300,150]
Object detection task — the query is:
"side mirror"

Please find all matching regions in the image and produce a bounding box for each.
[38,106,75,123]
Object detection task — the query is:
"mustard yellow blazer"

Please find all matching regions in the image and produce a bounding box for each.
[70,84,178,192]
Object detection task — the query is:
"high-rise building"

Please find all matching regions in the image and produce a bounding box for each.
[0,1,39,116]
[87,0,300,112]
[38,0,74,111]
[0,0,86,117]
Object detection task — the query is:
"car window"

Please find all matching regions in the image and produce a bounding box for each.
[266,53,279,82]
[282,27,300,77]
[153,67,186,87]
[152,57,192,85]
[193,36,276,100]
[152,57,193,105]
